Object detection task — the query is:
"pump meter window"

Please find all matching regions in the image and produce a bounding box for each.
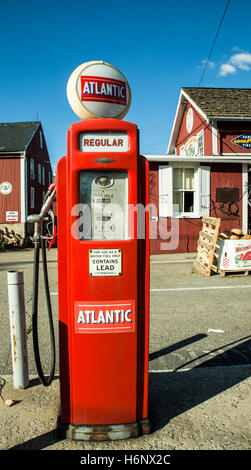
[79,170,128,240]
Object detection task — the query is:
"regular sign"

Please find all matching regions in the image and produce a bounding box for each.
[67,61,131,121]
[79,132,129,152]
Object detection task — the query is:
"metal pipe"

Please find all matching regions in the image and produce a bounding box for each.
[27,186,56,225]
[7,270,29,389]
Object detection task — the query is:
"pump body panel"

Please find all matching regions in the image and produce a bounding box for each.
[57,119,149,430]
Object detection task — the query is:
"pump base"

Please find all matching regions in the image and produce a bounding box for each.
[57,417,151,441]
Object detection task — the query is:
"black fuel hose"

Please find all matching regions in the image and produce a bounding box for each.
[32,222,56,386]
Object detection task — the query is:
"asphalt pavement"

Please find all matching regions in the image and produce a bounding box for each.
[0,248,250,452]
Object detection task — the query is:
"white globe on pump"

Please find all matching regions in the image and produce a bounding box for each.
[66,61,131,121]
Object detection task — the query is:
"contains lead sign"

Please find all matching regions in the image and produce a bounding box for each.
[89,249,122,276]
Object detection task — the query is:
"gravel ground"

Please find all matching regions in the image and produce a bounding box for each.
[0,365,250,451]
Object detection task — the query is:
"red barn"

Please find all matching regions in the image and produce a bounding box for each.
[148,88,251,254]
[0,121,53,245]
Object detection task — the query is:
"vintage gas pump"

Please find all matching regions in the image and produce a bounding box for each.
[30,61,150,441]
[57,117,150,440]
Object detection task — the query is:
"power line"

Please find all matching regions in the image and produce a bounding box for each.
[198,0,230,86]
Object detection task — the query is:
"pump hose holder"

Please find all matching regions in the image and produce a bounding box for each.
[28,187,56,386]
[32,224,56,386]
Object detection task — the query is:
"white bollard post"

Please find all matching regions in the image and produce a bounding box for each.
[7,270,29,389]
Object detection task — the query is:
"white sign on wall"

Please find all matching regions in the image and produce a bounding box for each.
[186,108,193,133]
[0,182,12,195]
[6,211,18,222]
[180,135,198,156]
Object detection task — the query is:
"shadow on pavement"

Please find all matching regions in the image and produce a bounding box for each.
[149,335,251,432]
[6,336,251,449]
[7,430,62,451]
[149,334,207,362]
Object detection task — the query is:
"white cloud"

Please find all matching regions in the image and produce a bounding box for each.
[219,63,236,76]
[219,50,251,76]
[230,52,251,71]
[203,59,215,69]
[198,59,215,70]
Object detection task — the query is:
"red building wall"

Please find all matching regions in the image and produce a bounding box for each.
[210,163,242,231]
[0,124,52,228]
[176,104,212,156]
[26,126,52,216]
[149,97,250,255]
[149,162,202,254]
[149,161,243,254]
[0,155,21,223]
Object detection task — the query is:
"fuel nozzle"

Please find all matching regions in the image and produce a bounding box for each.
[27,184,56,244]
[27,184,56,225]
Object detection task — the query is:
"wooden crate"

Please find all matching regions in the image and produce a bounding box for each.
[219,269,249,278]
[192,216,221,277]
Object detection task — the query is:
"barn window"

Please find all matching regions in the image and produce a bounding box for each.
[159,164,210,218]
[30,158,35,180]
[30,187,35,209]
[173,167,195,213]
[40,131,43,149]
[38,164,41,184]
[197,131,204,156]
[42,167,45,185]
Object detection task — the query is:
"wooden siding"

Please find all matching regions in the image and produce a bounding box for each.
[26,125,52,216]
[0,123,52,225]
[0,155,21,223]
[210,163,242,231]
[176,104,212,156]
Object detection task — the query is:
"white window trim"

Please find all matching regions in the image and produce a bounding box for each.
[159,164,210,219]
[197,130,204,156]
[20,154,27,223]
[172,163,200,218]
[211,120,218,155]
[222,153,251,156]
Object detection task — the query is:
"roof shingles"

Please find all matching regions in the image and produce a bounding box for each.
[0,121,40,152]
[182,87,251,118]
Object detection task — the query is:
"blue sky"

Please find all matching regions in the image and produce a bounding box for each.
[0,0,251,170]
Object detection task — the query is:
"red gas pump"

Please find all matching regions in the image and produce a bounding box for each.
[56,118,150,440]
[28,60,150,441]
